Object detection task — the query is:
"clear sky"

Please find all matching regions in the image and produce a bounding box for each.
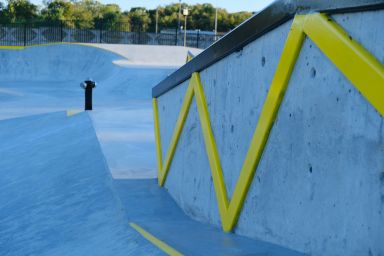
[29,0,276,13]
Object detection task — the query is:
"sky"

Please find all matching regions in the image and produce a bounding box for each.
[29,0,276,13]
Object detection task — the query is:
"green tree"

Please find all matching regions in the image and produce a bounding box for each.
[128,7,150,32]
[0,0,252,32]
[70,0,97,28]
[0,1,6,22]
[5,0,38,22]
[41,0,74,25]
[97,4,121,29]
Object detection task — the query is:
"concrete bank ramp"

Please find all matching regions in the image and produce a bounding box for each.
[0,112,161,255]
[0,44,176,178]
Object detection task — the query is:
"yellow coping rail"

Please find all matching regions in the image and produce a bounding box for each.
[186,51,195,63]
[0,42,69,50]
[153,13,384,232]
[129,222,183,256]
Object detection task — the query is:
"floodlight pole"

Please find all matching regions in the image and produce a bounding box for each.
[214,8,218,41]
[184,16,187,46]
[178,0,181,30]
[156,7,159,34]
[183,8,189,47]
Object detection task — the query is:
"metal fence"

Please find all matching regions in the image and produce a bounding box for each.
[0,22,223,49]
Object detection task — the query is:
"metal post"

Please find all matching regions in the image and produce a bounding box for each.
[177,0,181,32]
[214,8,218,41]
[99,21,103,43]
[175,27,178,46]
[60,21,64,42]
[81,79,96,111]
[23,23,27,47]
[196,29,199,48]
[155,8,159,34]
[182,8,189,47]
[184,14,187,47]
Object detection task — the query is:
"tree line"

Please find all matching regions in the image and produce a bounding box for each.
[0,0,253,32]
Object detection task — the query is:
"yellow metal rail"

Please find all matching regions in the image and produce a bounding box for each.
[153,13,384,232]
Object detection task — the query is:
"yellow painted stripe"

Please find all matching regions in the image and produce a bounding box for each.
[153,98,163,177]
[66,109,83,117]
[225,15,306,231]
[193,72,229,223]
[129,223,183,256]
[0,46,25,50]
[0,42,70,50]
[303,13,384,116]
[158,81,195,186]
[152,13,384,233]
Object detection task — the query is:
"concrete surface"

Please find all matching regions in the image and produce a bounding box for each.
[0,43,182,178]
[82,44,203,68]
[0,40,308,255]
[156,10,384,256]
[0,112,162,255]
[114,179,306,256]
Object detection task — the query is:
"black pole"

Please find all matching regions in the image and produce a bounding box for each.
[23,23,27,47]
[85,87,93,110]
[196,30,200,48]
[81,80,96,111]
[175,27,178,46]
[99,21,103,43]
[60,21,64,42]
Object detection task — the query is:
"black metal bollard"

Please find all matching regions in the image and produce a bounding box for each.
[80,79,96,110]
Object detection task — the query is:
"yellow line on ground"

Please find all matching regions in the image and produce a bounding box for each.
[0,46,25,50]
[129,222,183,256]
[66,109,84,117]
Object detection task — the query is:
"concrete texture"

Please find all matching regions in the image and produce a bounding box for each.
[156,10,384,256]
[0,112,162,255]
[0,41,307,255]
[0,44,180,178]
[82,44,203,67]
[114,179,305,256]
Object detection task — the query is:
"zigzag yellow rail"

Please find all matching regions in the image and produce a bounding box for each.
[153,13,384,232]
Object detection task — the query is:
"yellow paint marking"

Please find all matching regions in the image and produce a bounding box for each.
[130,222,183,256]
[153,16,305,232]
[158,81,194,186]
[0,46,25,50]
[153,13,384,232]
[302,13,384,116]
[153,98,163,174]
[186,52,194,63]
[66,109,83,117]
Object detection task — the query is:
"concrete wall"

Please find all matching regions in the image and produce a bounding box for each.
[156,10,384,256]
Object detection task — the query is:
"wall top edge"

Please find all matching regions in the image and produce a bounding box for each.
[152,0,384,98]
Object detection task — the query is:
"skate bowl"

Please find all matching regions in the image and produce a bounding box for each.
[1,0,383,255]
[152,0,384,255]
[0,43,201,179]
[0,42,305,255]
[0,41,303,256]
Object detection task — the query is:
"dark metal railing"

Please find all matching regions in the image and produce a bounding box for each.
[0,21,224,49]
[152,0,384,97]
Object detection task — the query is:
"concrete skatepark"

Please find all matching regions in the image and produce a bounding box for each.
[1,0,384,255]
[0,44,302,255]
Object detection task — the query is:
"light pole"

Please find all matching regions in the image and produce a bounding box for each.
[214,8,218,41]
[178,0,182,30]
[155,7,159,34]
[183,8,189,47]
